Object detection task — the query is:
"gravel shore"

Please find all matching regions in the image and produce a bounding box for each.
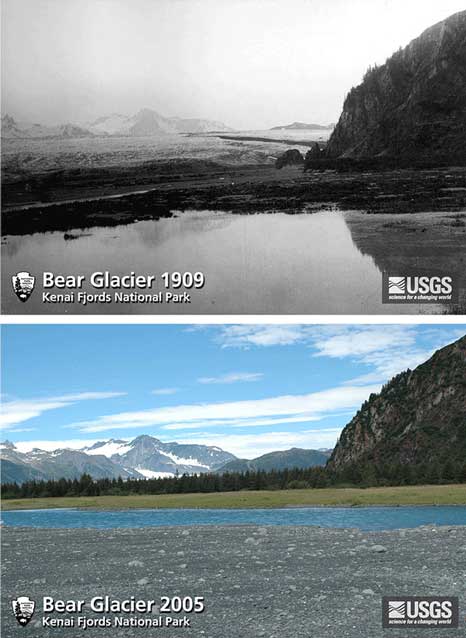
[2,525,465,638]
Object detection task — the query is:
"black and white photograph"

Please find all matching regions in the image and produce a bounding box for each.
[2,2,466,636]
[2,0,466,314]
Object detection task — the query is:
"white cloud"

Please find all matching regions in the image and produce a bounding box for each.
[311,326,464,385]
[13,439,105,453]
[2,427,37,434]
[68,384,379,433]
[173,428,342,459]
[216,325,312,348]
[0,392,126,428]
[151,388,179,395]
[160,412,354,431]
[160,415,322,431]
[198,372,263,384]
[311,326,417,358]
[214,325,464,386]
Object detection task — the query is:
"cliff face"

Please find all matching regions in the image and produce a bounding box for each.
[326,11,466,160]
[328,336,466,470]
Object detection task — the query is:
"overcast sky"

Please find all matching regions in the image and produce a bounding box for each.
[2,324,463,458]
[2,0,465,129]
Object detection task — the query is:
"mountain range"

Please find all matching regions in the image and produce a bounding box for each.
[1,109,233,139]
[0,436,334,484]
[2,335,465,484]
[217,448,331,473]
[0,435,237,483]
[271,122,334,131]
[327,335,466,471]
[326,10,466,160]
[0,437,331,483]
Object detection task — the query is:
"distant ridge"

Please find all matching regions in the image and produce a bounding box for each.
[271,121,333,131]
[0,435,236,483]
[1,438,332,484]
[217,448,331,473]
[1,109,233,139]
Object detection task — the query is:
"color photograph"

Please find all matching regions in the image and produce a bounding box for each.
[1,1,466,636]
[2,323,465,636]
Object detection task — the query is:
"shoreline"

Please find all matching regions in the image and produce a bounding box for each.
[2,522,466,531]
[2,164,466,236]
[4,502,466,512]
[3,484,466,511]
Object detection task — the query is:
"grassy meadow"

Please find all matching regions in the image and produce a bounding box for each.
[2,484,466,511]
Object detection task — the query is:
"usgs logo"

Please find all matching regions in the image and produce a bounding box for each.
[389,276,452,295]
[383,272,458,304]
[382,596,459,628]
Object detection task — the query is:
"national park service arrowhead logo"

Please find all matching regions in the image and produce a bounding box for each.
[12,271,35,302]
[12,596,35,626]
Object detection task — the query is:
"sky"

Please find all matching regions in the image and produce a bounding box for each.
[2,0,466,129]
[1,324,464,458]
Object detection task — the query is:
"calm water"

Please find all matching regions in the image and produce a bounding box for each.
[2,209,437,314]
[2,506,465,531]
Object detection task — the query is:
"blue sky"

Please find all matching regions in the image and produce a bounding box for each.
[1,324,464,458]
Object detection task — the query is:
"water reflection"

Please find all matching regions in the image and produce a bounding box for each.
[2,209,441,314]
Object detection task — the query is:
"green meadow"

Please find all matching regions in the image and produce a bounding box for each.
[2,484,466,511]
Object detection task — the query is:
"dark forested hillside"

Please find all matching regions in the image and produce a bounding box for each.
[328,336,466,473]
[326,11,466,162]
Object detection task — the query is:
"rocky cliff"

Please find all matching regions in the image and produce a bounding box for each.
[326,11,466,161]
[327,335,466,470]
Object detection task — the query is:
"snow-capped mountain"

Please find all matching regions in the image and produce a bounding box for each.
[82,435,236,477]
[0,436,236,483]
[0,436,335,485]
[168,117,233,134]
[1,115,95,139]
[86,109,233,136]
[2,109,232,139]
[0,440,142,483]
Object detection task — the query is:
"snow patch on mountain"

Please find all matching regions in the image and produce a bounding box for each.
[135,468,175,479]
[83,440,132,457]
[161,450,209,469]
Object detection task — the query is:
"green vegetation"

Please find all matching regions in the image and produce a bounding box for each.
[3,458,466,504]
[2,484,466,511]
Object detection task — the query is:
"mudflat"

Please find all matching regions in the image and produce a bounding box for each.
[2,525,465,637]
[3,164,466,235]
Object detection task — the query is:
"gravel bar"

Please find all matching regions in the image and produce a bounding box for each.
[2,525,465,638]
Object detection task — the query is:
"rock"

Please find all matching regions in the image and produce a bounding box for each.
[275,149,304,169]
[369,545,387,553]
[245,537,260,546]
[303,142,323,170]
[305,142,322,161]
[327,335,466,472]
[137,577,149,585]
[362,588,375,595]
[326,10,466,162]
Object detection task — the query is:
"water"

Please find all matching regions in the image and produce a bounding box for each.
[2,506,465,531]
[2,209,438,314]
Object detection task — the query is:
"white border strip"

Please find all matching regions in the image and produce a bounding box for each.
[2,314,465,325]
